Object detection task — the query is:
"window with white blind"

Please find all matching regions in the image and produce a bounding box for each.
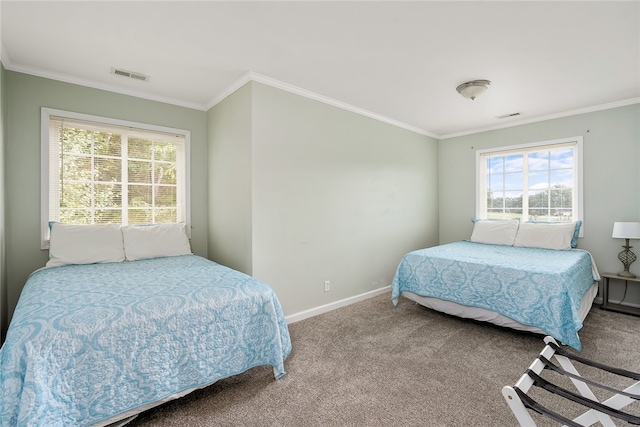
[476,137,583,228]
[41,108,190,248]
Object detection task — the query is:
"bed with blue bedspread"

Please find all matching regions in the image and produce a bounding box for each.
[1,254,292,426]
[392,241,600,350]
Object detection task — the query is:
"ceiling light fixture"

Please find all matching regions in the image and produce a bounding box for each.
[456,79,491,100]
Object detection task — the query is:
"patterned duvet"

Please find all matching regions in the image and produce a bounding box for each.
[391,241,599,350]
[0,254,292,426]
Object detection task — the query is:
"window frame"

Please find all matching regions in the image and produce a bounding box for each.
[41,107,191,249]
[475,136,584,236]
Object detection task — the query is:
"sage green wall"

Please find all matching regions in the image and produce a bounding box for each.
[0,63,7,341]
[208,81,439,316]
[9,67,630,330]
[4,71,208,324]
[439,104,640,303]
[251,83,439,314]
[208,83,253,274]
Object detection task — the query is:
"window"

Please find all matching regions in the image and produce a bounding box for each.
[41,108,190,248]
[476,137,583,228]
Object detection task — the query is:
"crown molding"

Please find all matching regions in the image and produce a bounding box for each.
[203,72,254,110]
[207,71,439,139]
[2,58,208,111]
[2,54,636,141]
[440,97,640,140]
[1,57,437,138]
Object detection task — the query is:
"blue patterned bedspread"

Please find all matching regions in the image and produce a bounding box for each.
[1,255,292,427]
[391,241,598,350]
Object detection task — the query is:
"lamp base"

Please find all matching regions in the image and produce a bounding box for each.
[617,244,637,279]
[617,270,637,279]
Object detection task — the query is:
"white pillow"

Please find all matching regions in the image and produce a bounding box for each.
[513,222,576,250]
[121,223,192,261]
[470,219,519,246]
[47,223,125,268]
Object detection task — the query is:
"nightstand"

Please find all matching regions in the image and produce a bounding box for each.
[601,272,640,316]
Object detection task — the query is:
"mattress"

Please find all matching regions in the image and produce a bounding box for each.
[401,281,598,335]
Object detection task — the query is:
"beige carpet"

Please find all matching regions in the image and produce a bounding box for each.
[127,293,640,426]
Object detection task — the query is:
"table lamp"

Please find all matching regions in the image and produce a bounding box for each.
[612,222,640,278]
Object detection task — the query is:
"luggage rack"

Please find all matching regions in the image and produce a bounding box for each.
[502,336,640,426]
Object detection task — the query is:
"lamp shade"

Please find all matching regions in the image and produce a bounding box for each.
[612,222,640,239]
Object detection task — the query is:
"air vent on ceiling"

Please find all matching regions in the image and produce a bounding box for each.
[495,112,522,119]
[111,67,150,82]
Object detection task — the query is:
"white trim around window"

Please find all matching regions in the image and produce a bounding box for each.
[475,136,584,236]
[41,107,191,249]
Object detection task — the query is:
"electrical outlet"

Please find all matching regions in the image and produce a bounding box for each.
[324,280,331,292]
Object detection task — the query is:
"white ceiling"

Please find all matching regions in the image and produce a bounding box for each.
[1,1,639,139]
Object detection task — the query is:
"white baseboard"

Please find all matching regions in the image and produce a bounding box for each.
[285,286,391,324]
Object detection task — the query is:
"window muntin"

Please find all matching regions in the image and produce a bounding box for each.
[476,137,583,227]
[42,108,190,248]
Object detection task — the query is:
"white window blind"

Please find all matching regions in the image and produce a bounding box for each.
[42,108,190,248]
